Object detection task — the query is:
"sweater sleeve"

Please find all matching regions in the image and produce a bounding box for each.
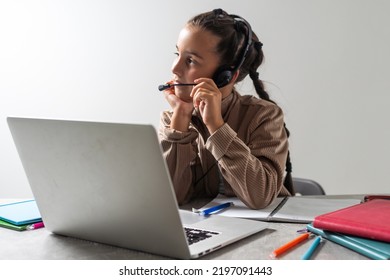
[158,111,199,204]
[205,105,289,209]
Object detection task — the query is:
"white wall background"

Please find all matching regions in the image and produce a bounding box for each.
[1,0,389,198]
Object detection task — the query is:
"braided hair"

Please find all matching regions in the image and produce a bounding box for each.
[188,9,295,195]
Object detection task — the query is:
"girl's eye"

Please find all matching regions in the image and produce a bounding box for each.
[173,52,197,65]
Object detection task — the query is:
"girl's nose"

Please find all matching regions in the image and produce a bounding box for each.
[171,56,183,77]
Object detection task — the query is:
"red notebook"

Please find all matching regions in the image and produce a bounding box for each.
[313,199,390,243]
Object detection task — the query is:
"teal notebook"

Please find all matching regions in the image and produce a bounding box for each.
[307,223,390,260]
[0,200,42,226]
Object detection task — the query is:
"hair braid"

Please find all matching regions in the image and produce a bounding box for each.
[248,41,295,195]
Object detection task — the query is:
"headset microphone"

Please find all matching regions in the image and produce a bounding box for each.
[158,83,197,91]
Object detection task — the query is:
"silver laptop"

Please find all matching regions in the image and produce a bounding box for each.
[7,117,266,259]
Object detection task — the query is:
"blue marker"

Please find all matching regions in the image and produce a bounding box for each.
[301,236,322,260]
[192,202,234,216]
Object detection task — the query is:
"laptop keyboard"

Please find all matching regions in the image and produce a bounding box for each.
[184,227,220,245]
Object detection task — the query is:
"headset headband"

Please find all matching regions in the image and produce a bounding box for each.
[211,9,253,87]
[229,14,253,73]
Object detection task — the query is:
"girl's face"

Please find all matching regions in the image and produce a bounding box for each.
[171,25,221,102]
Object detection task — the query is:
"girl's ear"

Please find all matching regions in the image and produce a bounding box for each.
[231,69,240,84]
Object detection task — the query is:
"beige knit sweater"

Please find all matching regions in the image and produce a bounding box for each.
[159,90,291,209]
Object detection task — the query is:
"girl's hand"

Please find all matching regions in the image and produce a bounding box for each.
[163,81,194,131]
[163,82,194,116]
[191,78,224,133]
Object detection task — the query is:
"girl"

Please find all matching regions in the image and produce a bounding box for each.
[159,9,293,209]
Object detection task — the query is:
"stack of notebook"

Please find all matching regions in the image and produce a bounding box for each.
[308,197,390,260]
[0,200,42,231]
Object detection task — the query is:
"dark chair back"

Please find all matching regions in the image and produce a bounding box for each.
[293,177,325,195]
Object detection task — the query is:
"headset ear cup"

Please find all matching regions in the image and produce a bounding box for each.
[213,66,233,88]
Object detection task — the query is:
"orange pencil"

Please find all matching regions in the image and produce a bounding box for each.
[270,232,310,259]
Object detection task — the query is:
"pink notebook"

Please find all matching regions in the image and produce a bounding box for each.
[313,199,390,243]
